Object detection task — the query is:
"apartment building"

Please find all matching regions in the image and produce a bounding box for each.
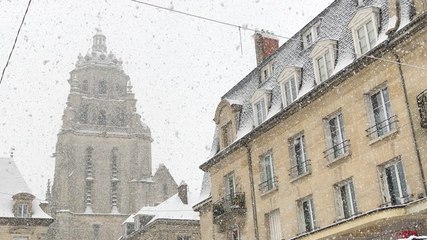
[194,0,427,239]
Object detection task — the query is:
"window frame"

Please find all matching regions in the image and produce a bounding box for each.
[302,22,320,49]
[267,209,282,240]
[221,121,233,147]
[17,203,29,218]
[348,6,380,57]
[323,111,349,162]
[251,89,271,127]
[289,133,310,179]
[334,179,357,220]
[259,152,277,193]
[310,39,337,84]
[278,67,301,108]
[297,196,316,233]
[224,172,236,200]
[378,158,409,206]
[365,85,397,140]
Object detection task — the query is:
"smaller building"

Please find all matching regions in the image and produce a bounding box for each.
[0,157,53,240]
[121,181,200,240]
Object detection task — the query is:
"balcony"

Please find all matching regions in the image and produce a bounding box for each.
[289,160,311,180]
[323,140,350,162]
[259,176,278,194]
[212,192,246,225]
[365,115,398,140]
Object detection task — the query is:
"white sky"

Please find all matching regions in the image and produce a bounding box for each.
[0,0,332,199]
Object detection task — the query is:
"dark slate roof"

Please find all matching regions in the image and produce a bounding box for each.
[207,0,414,158]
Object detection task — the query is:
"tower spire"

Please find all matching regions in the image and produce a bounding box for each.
[92,28,107,53]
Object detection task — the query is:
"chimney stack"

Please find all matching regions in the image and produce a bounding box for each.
[254,30,279,65]
[178,181,188,205]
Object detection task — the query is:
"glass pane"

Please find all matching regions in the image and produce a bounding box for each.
[284,81,292,106]
[290,77,297,101]
[366,20,376,47]
[357,26,368,54]
[385,165,399,205]
[397,161,408,198]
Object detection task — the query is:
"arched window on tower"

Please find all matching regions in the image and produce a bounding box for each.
[79,104,89,124]
[85,147,94,179]
[81,80,88,92]
[111,147,119,213]
[114,108,125,127]
[99,80,107,94]
[98,110,107,125]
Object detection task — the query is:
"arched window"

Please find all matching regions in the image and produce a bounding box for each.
[111,148,119,179]
[114,108,125,126]
[99,80,107,94]
[81,80,88,92]
[85,147,94,178]
[98,110,107,125]
[79,104,89,124]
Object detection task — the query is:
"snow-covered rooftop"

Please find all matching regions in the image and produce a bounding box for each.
[204,0,414,164]
[0,157,52,219]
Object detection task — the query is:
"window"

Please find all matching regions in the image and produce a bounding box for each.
[225,173,236,200]
[289,133,310,178]
[222,122,233,147]
[417,90,427,128]
[348,6,379,56]
[310,40,337,84]
[177,237,190,240]
[251,89,271,126]
[268,209,282,240]
[278,67,301,107]
[111,148,119,211]
[355,20,376,55]
[79,104,89,124]
[17,203,28,218]
[254,99,267,126]
[98,110,107,125]
[302,22,320,49]
[324,112,349,161]
[99,80,107,94]
[379,159,408,206]
[366,86,396,139]
[298,196,316,233]
[259,153,276,193]
[231,228,240,240]
[335,179,357,219]
[259,64,272,83]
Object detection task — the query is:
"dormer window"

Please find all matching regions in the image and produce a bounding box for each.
[214,99,242,150]
[12,193,34,218]
[259,64,273,83]
[348,6,380,56]
[278,67,301,107]
[310,39,337,84]
[303,22,320,49]
[222,122,233,147]
[251,89,271,126]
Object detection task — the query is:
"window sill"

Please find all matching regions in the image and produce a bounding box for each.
[326,152,351,167]
[290,170,311,183]
[368,128,398,146]
[260,186,278,198]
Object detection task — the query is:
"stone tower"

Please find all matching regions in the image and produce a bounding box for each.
[48,30,178,240]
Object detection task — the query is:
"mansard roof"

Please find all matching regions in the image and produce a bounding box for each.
[202,0,416,171]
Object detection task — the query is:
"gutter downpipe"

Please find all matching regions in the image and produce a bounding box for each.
[392,49,427,196]
[244,143,260,240]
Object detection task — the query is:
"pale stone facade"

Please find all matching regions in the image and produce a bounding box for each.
[196,0,427,240]
[48,31,177,240]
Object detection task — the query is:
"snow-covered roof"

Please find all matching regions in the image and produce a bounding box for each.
[130,189,199,226]
[197,172,211,204]
[0,157,52,219]
[203,0,414,167]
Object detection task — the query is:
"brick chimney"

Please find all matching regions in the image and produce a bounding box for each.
[178,181,188,205]
[254,30,279,65]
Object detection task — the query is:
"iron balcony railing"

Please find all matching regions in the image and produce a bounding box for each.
[212,192,246,219]
[288,159,311,179]
[259,176,278,193]
[366,115,398,139]
[323,139,350,161]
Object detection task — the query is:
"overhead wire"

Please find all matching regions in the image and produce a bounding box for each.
[0,0,32,85]
[129,0,427,71]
